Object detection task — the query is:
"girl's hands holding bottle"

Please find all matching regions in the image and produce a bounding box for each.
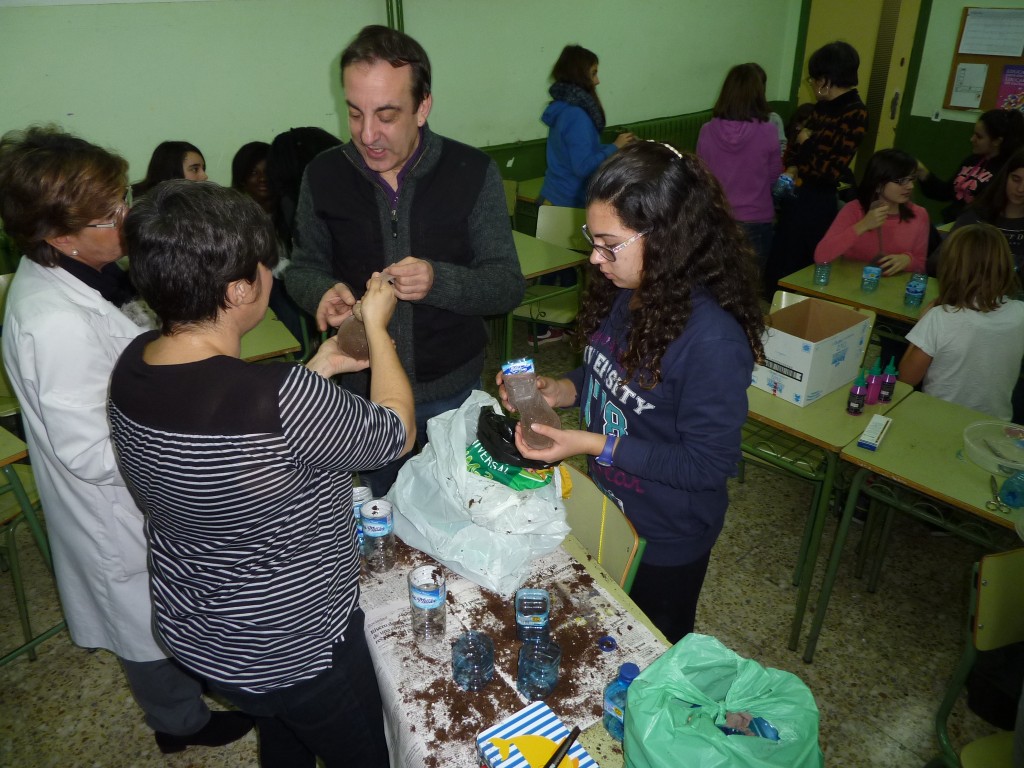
[512,422,606,466]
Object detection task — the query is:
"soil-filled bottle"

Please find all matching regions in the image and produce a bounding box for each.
[501,358,561,450]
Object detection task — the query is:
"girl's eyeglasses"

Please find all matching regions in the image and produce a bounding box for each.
[580,224,650,262]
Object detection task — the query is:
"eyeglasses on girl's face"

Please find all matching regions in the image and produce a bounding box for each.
[84,186,133,229]
[580,224,650,262]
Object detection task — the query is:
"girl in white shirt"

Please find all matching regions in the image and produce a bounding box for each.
[901,223,1024,420]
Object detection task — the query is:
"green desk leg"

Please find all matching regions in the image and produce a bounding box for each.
[803,466,870,662]
[788,452,837,652]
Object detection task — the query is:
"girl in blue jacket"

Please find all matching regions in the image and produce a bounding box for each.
[540,45,634,208]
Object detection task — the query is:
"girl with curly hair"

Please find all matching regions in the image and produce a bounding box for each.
[498,141,765,641]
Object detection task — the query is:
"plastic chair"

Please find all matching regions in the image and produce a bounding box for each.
[0,462,65,666]
[501,179,517,220]
[562,464,645,593]
[923,547,1024,768]
[511,206,586,356]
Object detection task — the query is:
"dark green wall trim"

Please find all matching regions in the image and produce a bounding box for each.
[791,0,813,104]
[895,0,933,144]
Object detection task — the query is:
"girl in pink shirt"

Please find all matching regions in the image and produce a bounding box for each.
[815,149,930,275]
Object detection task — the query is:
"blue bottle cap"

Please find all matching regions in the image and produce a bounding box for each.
[597,635,618,652]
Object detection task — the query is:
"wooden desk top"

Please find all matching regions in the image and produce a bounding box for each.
[0,425,27,467]
[778,259,938,324]
[747,380,913,453]
[240,310,301,362]
[513,230,588,280]
[840,392,1014,529]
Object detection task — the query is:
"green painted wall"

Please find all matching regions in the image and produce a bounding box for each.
[1,0,802,184]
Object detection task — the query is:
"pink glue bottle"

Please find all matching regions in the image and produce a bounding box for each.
[865,360,882,405]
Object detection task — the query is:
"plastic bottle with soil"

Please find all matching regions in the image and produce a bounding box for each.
[501,358,561,450]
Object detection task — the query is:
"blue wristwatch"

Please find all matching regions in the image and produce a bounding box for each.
[595,435,618,467]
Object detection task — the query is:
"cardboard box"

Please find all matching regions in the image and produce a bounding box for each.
[750,299,870,407]
[476,701,597,768]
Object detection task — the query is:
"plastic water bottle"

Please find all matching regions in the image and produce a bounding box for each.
[999,472,1024,508]
[408,565,446,645]
[502,358,561,450]
[813,262,832,285]
[361,499,395,572]
[351,486,372,550]
[865,360,882,405]
[451,631,494,690]
[603,662,640,742]
[904,273,927,308]
[878,357,898,403]
[846,369,867,416]
[771,173,796,203]
[515,588,551,642]
[860,266,881,293]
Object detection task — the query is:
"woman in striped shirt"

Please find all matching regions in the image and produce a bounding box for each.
[109,180,414,767]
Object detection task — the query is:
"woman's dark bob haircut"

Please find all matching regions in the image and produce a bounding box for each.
[0,124,127,267]
[808,41,860,88]
[125,180,278,332]
[857,148,918,222]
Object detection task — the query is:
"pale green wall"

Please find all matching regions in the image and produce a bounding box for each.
[1,0,802,184]
[911,0,1024,123]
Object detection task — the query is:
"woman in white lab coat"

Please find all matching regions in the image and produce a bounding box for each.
[0,126,251,755]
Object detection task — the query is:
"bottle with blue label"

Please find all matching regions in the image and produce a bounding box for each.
[904,273,927,308]
[603,662,640,742]
[360,499,395,572]
[501,358,561,450]
[515,588,550,642]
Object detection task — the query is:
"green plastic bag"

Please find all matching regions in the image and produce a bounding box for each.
[624,634,823,768]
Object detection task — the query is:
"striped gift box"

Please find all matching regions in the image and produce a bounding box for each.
[476,701,598,768]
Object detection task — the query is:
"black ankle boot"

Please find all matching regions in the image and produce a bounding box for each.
[155,711,254,754]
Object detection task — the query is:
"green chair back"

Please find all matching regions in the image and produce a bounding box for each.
[562,464,644,593]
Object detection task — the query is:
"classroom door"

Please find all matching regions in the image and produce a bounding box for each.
[803,0,922,169]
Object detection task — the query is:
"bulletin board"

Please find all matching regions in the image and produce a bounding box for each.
[944,7,1024,112]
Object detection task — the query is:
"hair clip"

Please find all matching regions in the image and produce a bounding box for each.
[646,139,683,159]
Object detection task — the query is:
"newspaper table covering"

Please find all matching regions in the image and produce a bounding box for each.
[360,538,665,768]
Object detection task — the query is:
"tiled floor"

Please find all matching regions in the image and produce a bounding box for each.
[0,326,1011,767]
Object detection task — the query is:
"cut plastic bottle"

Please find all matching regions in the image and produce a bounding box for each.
[501,358,561,450]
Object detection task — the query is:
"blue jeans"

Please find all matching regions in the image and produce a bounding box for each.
[740,221,774,275]
[362,382,478,497]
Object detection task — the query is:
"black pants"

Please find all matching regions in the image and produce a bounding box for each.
[208,610,388,768]
[628,551,712,644]
[766,184,839,294]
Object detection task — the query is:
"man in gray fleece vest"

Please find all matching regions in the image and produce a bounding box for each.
[286,24,525,495]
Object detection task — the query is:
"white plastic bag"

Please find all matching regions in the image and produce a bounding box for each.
[387,390,569,596]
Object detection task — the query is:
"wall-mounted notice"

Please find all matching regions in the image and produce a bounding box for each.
[999,65,1024,112]
[959,8,1024,57]
[951,62,988,108]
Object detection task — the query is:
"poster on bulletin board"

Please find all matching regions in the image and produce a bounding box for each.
[945,7,1024,112]
[999,64,1024,112]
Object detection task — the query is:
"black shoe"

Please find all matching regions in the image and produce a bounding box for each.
[155,711,254,754]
